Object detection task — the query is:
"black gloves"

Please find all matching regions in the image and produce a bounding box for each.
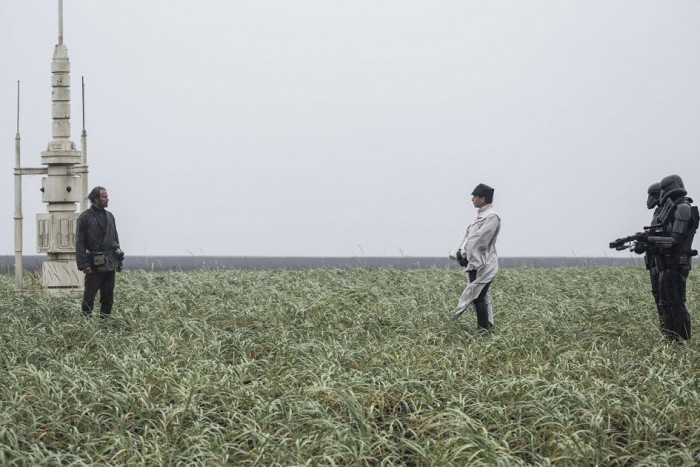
[632,242,646,254]
[456,250,469,267]
[115,248,125,262]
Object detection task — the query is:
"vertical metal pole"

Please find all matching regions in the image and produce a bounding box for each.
[81,76,88,212]
[14,81,23,291]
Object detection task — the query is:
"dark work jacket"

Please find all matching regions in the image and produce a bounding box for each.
[75,205,121,271]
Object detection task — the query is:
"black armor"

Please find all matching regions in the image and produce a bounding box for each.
[645,183,662,328]
[647,182,661,211]
[655,175,698,341]
[659,174,687,203]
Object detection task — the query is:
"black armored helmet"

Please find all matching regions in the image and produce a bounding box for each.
[647,182,661,210]
[659,175,687,202]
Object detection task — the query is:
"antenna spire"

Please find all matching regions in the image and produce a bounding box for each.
[16,81,20,136]
[81,76,86,132]
[58,0,64,44]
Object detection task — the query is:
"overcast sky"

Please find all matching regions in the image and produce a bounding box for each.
[1,1,699,257]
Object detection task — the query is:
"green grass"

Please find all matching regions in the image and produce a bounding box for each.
[0,266,698,466]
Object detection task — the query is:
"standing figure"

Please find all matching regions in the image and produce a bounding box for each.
[649,175,699,341]
[75,186,124,317]
[451,183,501,331]
[643,183,663,329]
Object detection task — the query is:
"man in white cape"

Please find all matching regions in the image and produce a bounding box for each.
[450,183,501,330]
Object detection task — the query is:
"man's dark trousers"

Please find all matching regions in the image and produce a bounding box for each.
[82,270,116,317]
[468,269,493,330]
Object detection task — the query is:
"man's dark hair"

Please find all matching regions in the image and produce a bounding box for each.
[88,186,106,203]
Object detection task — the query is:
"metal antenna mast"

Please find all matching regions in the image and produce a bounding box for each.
[37,0,84,293]
[81,76,89,212]
[14,81,23,291]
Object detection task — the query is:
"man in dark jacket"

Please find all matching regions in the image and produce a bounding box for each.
[75,186,124,317]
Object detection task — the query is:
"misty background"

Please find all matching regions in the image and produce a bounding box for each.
[2,1,699,258]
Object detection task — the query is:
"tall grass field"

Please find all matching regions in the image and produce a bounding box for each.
[1,266,698,465]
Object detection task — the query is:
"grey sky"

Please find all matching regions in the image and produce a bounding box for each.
[2,1,699,257]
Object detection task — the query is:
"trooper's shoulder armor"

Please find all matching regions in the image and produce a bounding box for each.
[675,202,692,221]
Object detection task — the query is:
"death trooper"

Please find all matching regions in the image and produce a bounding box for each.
[642,183,663,329]
[647,175,699,341]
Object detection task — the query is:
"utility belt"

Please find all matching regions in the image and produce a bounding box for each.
[656,250,698,268]
[87,247,124,267]
[87,249,111,266]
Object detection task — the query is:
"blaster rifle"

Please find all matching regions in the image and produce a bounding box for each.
[608,224,672,253]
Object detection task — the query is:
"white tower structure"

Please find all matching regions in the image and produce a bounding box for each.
[14,0,88,294]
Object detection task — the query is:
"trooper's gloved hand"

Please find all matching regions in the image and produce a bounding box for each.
[456,250,463,261]
[632,241,646,254]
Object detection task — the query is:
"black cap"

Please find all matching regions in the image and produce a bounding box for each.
[472,183,494,200]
